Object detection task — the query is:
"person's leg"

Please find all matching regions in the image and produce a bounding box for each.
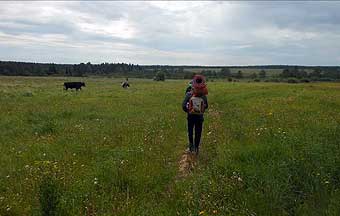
[187,116,195,152]
[194,118,203,154]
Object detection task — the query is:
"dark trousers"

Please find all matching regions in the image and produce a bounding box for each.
[187,115,204,152]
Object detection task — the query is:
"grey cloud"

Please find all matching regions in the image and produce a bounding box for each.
[1,1,340,65]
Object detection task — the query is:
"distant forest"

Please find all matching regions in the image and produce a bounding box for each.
[1,61,340,81]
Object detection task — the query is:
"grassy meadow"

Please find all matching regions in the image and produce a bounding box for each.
[1,76,340,215]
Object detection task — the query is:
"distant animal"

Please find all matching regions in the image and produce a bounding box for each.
[121,78,130,89]
[121,82,130,88]
[64,82,85,90]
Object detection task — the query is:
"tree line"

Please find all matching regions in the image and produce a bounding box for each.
[0,61,339,81]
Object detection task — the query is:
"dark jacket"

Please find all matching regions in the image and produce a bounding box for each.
[182,92,208,115]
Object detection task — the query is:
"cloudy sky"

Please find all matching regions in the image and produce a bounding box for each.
[0,1,340,66]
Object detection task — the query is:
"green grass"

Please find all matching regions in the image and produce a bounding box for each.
[1,76,340,215]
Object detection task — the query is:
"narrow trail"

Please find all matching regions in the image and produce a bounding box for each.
[176,104,223,179]
[177,150,197,178]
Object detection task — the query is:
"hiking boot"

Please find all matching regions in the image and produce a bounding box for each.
[187,144,195,153]
[193,147,199,156]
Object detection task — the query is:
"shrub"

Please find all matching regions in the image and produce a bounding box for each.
[287,79,299,84]
[319,78,334,82]
[267,78,280,82]
[154,71,165,81]
[300,79,310,83]
[254,79,260,82]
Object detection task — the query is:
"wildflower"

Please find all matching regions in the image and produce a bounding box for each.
[81,164,85,167]
[199,210,205,215]
[43,153,46,157]
[207,131,212,135]
[6,207,11,211]
[103,137,107,140]
[325,181,329,184]
[213,210,218,214]
[24,165,30,169]
[73,153,76,156]
[6,175,10,178]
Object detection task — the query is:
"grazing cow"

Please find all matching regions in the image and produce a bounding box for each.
[64,82,85,91]
[121,78,130,89]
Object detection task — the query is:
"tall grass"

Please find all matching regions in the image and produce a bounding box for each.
[1,76,340,215]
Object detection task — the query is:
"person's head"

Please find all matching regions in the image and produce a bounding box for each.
[196,78,202,84]
[192,75,206,88]
[192,75,207,95]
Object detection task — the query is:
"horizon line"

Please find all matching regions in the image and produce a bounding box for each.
[0,60,339,68]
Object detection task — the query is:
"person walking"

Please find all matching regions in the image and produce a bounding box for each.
[182,75,208,155]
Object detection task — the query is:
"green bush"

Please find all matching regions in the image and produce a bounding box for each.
[287,79,299,83]
[154,71,165,81]
[300,79,310,83]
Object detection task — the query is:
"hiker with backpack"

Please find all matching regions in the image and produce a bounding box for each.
[182,75,208,155]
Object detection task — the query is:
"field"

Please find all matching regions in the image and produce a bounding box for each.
[1,76,340,215]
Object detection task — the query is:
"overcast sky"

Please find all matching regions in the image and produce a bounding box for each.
[0,1,340,66]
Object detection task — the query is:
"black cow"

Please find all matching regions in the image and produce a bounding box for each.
[64,82,85,91]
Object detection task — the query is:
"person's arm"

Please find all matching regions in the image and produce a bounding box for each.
[182,92,191,112]
[203,95,208,110]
